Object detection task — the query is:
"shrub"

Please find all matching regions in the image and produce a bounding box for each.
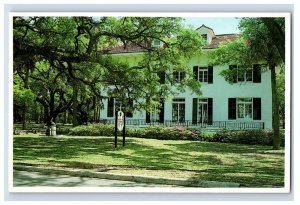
[56,127,71,135]
[66,123,285,147]
[68,124,114,136]
[212,129,285,146]
[126,126,200,141]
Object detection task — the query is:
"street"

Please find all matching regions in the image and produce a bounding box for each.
[13,170,180,187]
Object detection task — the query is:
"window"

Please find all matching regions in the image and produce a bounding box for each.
[237,98,253,119]
[153,39,161,47]
[228,98,261,120]
[193,98,213,124]
[231,64,253,82]
[172,98,185,122]
[173,71,186,83]
[201,34,208,41]
[193,66,213,84]
[229,64,262,83]
[107,98,133,118]
[150,107,160,122]
[198,67,208,83]
[237,68,253,82]
[146,99,164,123]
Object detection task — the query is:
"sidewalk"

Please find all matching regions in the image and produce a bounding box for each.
[14,170,180,187]
[13,165,240,188]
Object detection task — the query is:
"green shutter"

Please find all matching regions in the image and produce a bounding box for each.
[208,98,213,124]
[107,98,114,117]
[253,64,262,83]
[208,66,213,84]
[228,98,236,119]
[193,66,198,81]
[253,98,261,120]
[146,112,150,123]
[192,98,198,124]
[159,99,165,123]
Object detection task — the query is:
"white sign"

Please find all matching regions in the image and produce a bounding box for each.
[117,111,124,131]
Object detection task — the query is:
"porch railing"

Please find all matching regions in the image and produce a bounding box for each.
[99,119,265,129]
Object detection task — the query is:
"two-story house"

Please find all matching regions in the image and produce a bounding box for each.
[99,25,272,129]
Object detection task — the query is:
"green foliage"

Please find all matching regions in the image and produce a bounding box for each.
[66,124,284,146]
[209,38,252,67]
[68,124,114,136]
[212,129,285,146]
[13,84,36,104]
[127,126,200,141]
[13,16,205,125]
[239,17,284,65]
[56,127,72,135]
[210,17,284,70]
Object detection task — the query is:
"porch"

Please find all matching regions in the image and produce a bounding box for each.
[99,119,265,130]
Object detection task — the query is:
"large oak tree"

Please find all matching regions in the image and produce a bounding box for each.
[13,16,205,134]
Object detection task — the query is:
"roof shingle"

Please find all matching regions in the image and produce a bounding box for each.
[103,34,239,54]
[203,34,239,49]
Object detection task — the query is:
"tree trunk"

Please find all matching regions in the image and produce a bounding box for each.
[22,103,28,130]
[270,65,281,150]
[92,96,96,123]
[34,101,39,124]
[261,18,285,64]
[72,80,79,127]
[63,110,67,124]
[21,68,30,130]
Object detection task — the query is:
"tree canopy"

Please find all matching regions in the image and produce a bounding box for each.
[13,16,205,129]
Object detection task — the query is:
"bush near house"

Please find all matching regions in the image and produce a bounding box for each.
[68,124,114,136]
[212,129,285,147]
[127,126,200,141]
[56,127,72,135]
[66,124,285,146]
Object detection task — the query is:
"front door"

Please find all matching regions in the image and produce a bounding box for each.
[198,99,208,123]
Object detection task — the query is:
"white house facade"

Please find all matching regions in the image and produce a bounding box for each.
[99,25,273,129]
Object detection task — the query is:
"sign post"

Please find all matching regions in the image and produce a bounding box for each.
[115,108,125,148]
[117,111,124,132]
[114,110,118,148]
[122,112,126,147]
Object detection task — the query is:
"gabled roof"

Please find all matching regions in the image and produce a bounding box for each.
[196,24,216,36]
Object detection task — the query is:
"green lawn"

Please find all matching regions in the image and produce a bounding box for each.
[13,134,284,187]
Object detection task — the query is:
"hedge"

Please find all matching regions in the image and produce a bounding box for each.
[127,126,200,141]
[66,124,285,146]
[212,129,285,146]
[68,124,114,136]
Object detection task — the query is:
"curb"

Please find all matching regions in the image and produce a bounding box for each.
[14,165,240,188]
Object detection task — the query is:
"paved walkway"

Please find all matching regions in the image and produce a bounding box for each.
[13,170,180,187]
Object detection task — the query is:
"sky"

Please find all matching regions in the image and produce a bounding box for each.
[183,17,241,35]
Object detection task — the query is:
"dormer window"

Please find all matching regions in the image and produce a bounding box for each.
[152,39,161,47]
[196,24,215,44]
[201,34,208,41]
